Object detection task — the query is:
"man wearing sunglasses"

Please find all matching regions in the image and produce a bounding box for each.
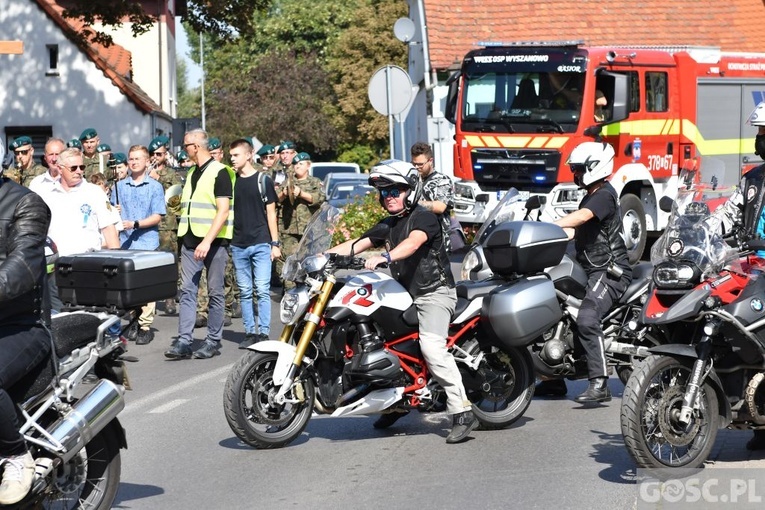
[541,142,631,404]
[6,136,45,188]
[326,160,477,444]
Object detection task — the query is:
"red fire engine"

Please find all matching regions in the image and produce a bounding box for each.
[445,41,765,263]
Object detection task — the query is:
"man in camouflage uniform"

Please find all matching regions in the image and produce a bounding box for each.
[79,128,102,180]
[6,136,46,188]
[195,136,241,327]
[257,144,281,184]
[277,152,325,288]
[411,141,458,253]
[148,136,183,315]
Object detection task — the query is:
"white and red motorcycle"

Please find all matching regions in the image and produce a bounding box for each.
[223,204,539,449]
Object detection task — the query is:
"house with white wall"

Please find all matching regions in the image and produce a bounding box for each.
[0,0,182,158]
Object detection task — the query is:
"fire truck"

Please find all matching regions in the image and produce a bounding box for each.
[444,41,765,263]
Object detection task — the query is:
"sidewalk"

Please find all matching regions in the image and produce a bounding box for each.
[708,427,765,468]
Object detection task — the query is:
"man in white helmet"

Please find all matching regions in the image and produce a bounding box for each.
[542,142,632,404]
[326,160,477,444]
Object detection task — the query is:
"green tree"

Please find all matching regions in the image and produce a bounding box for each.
[176,58,201,119]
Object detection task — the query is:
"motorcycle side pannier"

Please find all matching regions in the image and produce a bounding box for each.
[56,250,177,309]
[481,277,563,347]
[483,221,568,276]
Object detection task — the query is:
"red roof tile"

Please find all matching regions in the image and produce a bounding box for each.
[423,0,765,70]
[35,0,163,115]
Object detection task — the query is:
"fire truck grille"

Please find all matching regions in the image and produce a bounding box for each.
[471,149,561,189]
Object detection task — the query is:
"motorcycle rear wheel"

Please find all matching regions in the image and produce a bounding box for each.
[41,424,121,510]
[224,352,315,449]
[621,355,720,469]
[459,340,535,429]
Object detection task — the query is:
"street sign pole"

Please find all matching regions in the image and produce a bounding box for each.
[386,66,395,159]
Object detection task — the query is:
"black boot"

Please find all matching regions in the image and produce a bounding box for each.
[747,430,765,451]
[535,379,567,397]
[574,377,611,404]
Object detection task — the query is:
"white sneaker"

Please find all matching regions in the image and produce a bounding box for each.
[0,451,35,505]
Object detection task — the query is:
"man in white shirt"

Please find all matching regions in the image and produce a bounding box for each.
[34,147,119,311]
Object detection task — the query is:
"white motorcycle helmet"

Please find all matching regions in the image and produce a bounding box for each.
[747,101,765,126]
[368,159,421,214]
[567,142,615,188]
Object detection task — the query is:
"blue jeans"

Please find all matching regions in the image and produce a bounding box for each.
[231,244,272,335]
[178,243,228,347]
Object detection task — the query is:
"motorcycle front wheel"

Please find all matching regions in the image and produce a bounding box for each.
[621,354,720,469]
[224,352,315,449]
[458,340,535,429]
[42,423,121,510]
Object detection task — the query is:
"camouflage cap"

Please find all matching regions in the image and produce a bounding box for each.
[96,143,111,153]
[256,144,276,156]
[108,152,127,166]
[176,149,190,163]
[292,152,311,164]
[66,139,83,149]
[277,141,296,153]
[79,128,98,141]
[148,135,170,154]
[208,137,222,150]
[10,136,32,150]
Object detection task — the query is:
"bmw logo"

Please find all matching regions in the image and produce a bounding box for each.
[356,287,369,296]
[752,298,764,312]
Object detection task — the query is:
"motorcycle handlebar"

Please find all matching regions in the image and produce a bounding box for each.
[328,253,388,270]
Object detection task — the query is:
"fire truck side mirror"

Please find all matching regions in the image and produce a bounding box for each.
[659,196,674,213]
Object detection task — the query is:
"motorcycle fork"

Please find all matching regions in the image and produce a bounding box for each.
[679,324,715,425]
[276,276,335,398]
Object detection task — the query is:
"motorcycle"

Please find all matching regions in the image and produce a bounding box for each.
[223,203,537,449]
[460,189,661,385]
[619,162,759,469]
[5,248,177,508]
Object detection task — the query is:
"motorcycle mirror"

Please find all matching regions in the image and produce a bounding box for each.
[659,196,674,213]
[525,195,545,211]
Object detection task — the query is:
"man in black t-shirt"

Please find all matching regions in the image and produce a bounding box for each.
[228,139,281,349]
[550,142,631,404]
[327,160,477,444]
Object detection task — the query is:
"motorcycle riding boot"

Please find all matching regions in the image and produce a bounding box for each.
[446,410,478,444]
[574,377,611,404]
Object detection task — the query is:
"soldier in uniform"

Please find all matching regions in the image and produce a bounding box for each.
[79,128,101,180]
[277,152,325,288]
[6,136,45,188]
[148,136,183,315]
[96,143,111,178]
[208,137,224,163]
[66,139,82,150]
[257,144,281,183]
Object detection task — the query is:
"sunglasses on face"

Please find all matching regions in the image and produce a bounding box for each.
[380,188,405,198]
[65,165,86,172]
[15,149,30,156]
[183,142,196,149]
[264,155,276,159]
[569,164,588,173]
[152,151,167,156]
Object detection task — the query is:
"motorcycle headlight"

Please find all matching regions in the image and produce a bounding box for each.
[653,261,700,289]
[460,248,482,281]
[280,287,310,325]
[302,253,328,275]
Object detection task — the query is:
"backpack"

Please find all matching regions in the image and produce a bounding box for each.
[257,172,269,207]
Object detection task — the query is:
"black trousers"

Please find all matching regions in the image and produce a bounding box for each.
[0,324,51,456]
[577,270,629,380]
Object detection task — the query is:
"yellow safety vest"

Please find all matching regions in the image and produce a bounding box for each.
[177,161,236,239]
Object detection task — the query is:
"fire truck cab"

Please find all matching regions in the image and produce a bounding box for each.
[445,41,765,263]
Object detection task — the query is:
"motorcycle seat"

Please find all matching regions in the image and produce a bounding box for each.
[619,262,653,304]
[455,279,503,301]
[51,311,103,359]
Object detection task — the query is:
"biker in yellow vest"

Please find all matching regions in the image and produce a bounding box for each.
[166,129,236,361]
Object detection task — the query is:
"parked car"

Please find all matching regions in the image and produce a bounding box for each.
[310,162,360,181]
[327,183,375,208]
[322,172,369,196]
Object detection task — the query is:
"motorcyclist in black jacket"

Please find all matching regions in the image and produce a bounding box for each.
[0,151,52,505]
[541,142,632,404]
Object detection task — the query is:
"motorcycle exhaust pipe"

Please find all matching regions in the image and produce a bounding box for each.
[48,379,125,463]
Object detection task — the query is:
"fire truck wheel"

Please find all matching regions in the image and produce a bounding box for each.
[620,193,646,265]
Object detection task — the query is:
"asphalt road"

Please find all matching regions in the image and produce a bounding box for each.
[111,283,761,510]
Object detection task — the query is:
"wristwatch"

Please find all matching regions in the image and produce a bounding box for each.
[133,220,140,230]
[270,241,282,247]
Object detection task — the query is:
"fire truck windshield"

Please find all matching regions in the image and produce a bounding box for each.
[461,50,588,134]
